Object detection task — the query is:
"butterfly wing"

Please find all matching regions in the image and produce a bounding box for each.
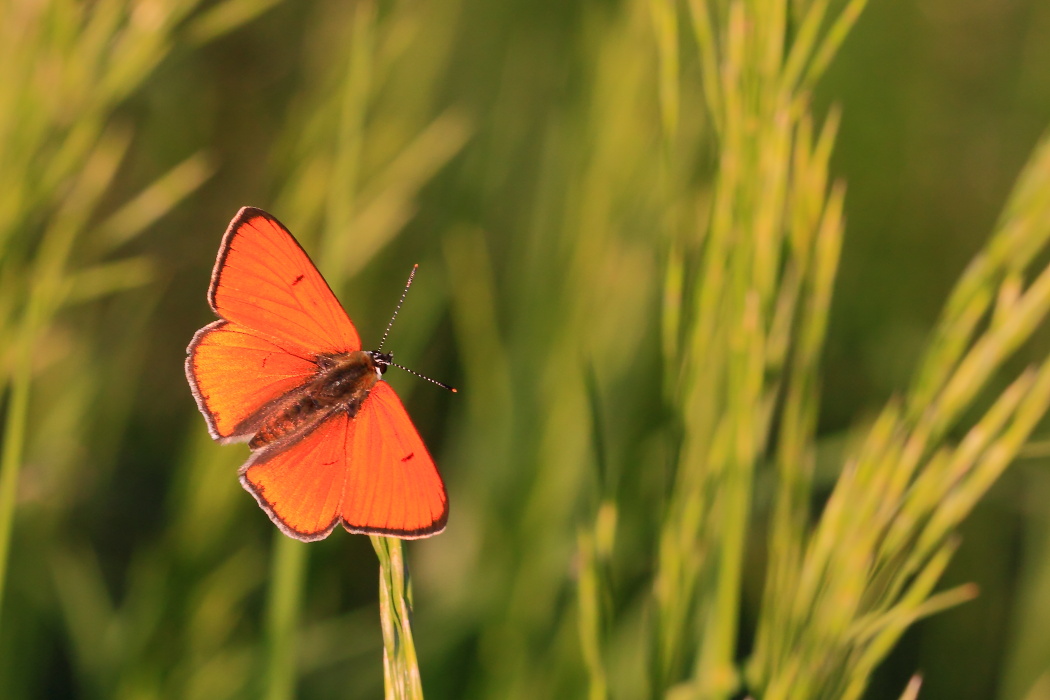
[340,382,448,538]
[186,320,318,442]
[241,381,448,540]
[208,207,361,354]
[186,207,361,441]
[239,410,353,541]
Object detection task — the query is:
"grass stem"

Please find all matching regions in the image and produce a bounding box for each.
[265,535,308,700]
[372,536,424,700]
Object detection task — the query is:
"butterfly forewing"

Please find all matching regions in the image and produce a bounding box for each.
[209,207,361,355]
[187,207,360,440]
[186,320,318,441]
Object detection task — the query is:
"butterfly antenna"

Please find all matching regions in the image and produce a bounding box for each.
[391,362,458,393]
[378,264,418,352]
[378,265,459,392]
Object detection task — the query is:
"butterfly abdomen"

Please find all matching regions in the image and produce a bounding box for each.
[248,351,381,450]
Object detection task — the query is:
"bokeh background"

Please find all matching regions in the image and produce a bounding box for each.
[2,0,1050,698]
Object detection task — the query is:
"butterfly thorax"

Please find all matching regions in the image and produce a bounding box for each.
[248,350,392,450]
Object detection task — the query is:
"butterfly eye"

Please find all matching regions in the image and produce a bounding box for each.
[368,351,394,372]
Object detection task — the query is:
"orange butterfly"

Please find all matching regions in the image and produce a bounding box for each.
[185,207,450,541]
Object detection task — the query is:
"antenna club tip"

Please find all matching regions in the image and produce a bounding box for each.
[451,387,458,393]
[412,263,419,269]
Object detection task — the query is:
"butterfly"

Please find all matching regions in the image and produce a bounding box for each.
[185,207,450,541]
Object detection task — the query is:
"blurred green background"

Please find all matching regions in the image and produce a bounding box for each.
[2,0,1050,698]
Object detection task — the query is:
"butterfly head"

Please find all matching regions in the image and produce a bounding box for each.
[368,350,394,375]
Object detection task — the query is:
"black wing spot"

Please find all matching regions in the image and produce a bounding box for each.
[321,460,336,466]
[400,452,414,462]
[292,274,305,286]
[261,356,268,369]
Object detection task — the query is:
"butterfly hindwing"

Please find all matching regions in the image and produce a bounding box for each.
[341,382,448,538]
[240,410,351,541]
[240,382,448,541]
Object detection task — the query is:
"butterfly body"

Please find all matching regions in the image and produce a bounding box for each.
[186,207,448,541]
[248,350,391,450]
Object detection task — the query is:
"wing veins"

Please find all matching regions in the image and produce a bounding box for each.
[217,283,347,350]
[200,322,317,364]
[227,236,353,348]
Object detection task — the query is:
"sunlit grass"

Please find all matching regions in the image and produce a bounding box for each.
[2,0,1050,698]
[0,0,230,632]
[0,1,287,696]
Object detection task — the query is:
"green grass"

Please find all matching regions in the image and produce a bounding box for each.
[2,1,1050,699]
[0,0,223,633]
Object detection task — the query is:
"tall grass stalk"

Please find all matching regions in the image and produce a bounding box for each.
[0,303,35,634]
[639,0,1050,697]
[654,1,1050,698]
[374,537,424,700]
[652,0,858,693]
[264,537,307,700]
[747,128,1050,700]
